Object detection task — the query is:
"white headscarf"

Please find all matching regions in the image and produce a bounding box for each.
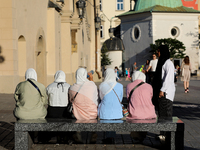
[75,68,89,84]
[99,68,117,100]
[70,68,98,106]
[25,68,37,81]
[132,71,146,82]
[54,70,66,83]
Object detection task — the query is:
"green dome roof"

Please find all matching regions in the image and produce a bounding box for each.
[134,0,183,11]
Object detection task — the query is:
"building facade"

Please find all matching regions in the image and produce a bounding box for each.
[99,0,130,70]
[118,0,200,73]
[0,0,101,93]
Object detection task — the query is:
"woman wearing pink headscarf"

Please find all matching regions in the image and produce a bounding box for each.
[69,68,98,120]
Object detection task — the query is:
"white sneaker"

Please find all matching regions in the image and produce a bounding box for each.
[158,135,166,144]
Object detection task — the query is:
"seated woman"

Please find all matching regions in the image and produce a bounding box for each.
[69,68,98,143]
[46,70,71,118]
[126,71,156,142]
[98,68,123,144]
[14,68,48,120]
[69,68,98,120]
[98,68,123,120]
[46,70,71,143]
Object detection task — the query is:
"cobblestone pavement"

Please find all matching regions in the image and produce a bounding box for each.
[0,76,200,150]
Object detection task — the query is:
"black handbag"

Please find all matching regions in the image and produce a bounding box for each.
[66,92,78,113]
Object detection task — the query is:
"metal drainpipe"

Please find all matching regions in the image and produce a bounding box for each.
[93,0,97,71]
[93,0,101,79]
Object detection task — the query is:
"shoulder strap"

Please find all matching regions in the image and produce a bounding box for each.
[27,79,42,97]
[112,88,123,106]
[73,82,85,100]
[128,82,145,101]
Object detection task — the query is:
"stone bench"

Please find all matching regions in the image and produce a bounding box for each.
[14,117,184,150]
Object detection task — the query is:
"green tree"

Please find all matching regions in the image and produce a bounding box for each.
[101,43,112,66]
[150,38,186,58]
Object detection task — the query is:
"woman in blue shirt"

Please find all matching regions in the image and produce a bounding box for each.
[98,68,123,119]
[98,68,123,143]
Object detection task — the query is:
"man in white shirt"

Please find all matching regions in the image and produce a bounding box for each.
[153,45,176,145]
[146,53,158,83]
[152,45,175,117]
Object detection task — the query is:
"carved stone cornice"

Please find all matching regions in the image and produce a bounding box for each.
[71,18,81,29]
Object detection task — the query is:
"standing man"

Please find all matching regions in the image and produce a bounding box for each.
[152,45,175,116]
[146,53,158,84]
[132,62,138,75]
[152,45,176,145]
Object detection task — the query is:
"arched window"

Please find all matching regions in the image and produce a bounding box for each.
[18,36,26,77]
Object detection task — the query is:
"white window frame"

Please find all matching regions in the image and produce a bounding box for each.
[100,0,102,11]
[116,0,124,10]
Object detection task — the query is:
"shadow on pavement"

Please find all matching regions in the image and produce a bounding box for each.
[184,146,200,150]
[0,121,14,150]
[173,101,200,120]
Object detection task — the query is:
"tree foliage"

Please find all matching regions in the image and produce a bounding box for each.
[150,38,186,58]
[101,43,112,66]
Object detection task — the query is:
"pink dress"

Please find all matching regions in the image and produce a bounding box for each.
[126,79,156,120]
[128,71,130,78]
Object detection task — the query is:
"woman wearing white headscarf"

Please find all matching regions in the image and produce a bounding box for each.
[98,68,123,119]
[126,71,156,120]
[69,68,98,120]
[98,68,123,144]
[14,68,48,120]
[126,71,156,142]
[46,70,71,118]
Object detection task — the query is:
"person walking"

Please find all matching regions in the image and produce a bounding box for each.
[146,53,158,84]
[132,62,138,75]
[181,56,191,93]
[144,59,151,83]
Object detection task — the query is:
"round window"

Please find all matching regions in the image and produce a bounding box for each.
[171,27,179,37]
[134,27,139,39]
[131,25,141,42]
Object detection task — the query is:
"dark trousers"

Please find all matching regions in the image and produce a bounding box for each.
[158,97,173,118]
[158,96,173,149]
